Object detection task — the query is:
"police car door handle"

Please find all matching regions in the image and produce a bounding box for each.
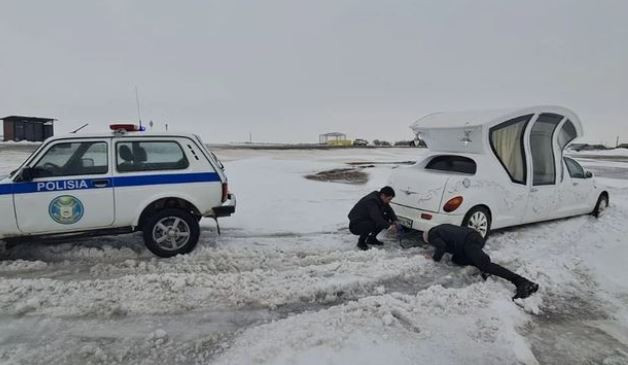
[92,179,110,188]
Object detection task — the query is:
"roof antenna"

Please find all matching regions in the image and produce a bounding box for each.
[70,123,89,134]
[135,86,143,128]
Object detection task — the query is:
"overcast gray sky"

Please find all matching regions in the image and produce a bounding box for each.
[1,0,626,144]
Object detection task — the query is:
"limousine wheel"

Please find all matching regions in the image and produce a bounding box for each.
[143,208,200,258]
[592,194,609,218]
[462,207,491,239]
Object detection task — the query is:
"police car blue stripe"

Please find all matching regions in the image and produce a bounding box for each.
[0,172,220,195]
[112,172,220,187]
[0,179,98,195]
[0,184,14,195]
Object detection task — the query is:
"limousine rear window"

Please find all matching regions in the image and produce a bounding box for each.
[425,155,477,174]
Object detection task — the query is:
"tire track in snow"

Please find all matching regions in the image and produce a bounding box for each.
[0,232,448,318]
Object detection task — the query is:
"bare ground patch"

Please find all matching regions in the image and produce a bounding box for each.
[304,167,372,184]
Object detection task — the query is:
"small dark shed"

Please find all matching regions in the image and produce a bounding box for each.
[2,116,55,142]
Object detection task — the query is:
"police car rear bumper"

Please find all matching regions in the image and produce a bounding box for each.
[211,193,236,217]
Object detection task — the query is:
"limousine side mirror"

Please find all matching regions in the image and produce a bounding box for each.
[585,171,593,179]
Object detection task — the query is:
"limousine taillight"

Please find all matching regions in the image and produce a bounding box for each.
[443,196,464,213]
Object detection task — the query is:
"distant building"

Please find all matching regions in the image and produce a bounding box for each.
[319,132,351,146]
[2,116,55,142]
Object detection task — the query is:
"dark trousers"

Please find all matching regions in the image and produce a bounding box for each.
[349,221,382,243]
[452,236,523,285]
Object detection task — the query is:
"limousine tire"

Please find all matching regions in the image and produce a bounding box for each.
[592,193,609,218]
[143,208,200,258]
[462,206,492,239]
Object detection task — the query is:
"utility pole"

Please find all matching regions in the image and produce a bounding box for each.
[617,136,620,148]
[135,86,143,128]
[165,123,168,132]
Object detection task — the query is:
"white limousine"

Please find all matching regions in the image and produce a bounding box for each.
[389,105,609,238]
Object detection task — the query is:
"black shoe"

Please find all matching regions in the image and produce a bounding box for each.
[357,241,370,251]
[513,280,539,300]
[366,235,384,246]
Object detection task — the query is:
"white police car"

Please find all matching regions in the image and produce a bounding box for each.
[0,124,235,257]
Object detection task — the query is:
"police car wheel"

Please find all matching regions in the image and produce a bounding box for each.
[143,208,200,258]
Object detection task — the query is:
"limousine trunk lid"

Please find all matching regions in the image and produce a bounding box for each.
[388,165,450,213]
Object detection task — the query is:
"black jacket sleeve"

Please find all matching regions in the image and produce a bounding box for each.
[367,202,391,230]
[385,204,398,222]
[430,235,447,262]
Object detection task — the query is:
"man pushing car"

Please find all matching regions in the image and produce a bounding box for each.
[423,224,539,300]
[348,186,399,250]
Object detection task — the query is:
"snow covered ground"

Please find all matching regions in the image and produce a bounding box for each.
[569,148,628,158]
[1,146,628,365]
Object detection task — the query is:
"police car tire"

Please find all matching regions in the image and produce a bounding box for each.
[142,208,200,258]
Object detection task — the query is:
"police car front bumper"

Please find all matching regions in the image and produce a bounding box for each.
[211,193,236,217]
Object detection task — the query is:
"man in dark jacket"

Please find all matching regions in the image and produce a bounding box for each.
[423,224,539,300]
[348,186,399,250]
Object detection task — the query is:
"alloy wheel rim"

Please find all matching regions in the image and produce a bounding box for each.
[468,212,488,237]
[152,216,191,251]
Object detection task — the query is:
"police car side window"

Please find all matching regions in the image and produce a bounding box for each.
[33,142,108,178]
[116,141,189,172]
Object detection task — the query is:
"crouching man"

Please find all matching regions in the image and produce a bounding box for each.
[348,186,399,250]
[423,224,539,300]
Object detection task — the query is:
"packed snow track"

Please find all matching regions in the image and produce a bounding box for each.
[1,146,628,365]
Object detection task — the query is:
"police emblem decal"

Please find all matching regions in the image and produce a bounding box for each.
[49,195,84,225]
